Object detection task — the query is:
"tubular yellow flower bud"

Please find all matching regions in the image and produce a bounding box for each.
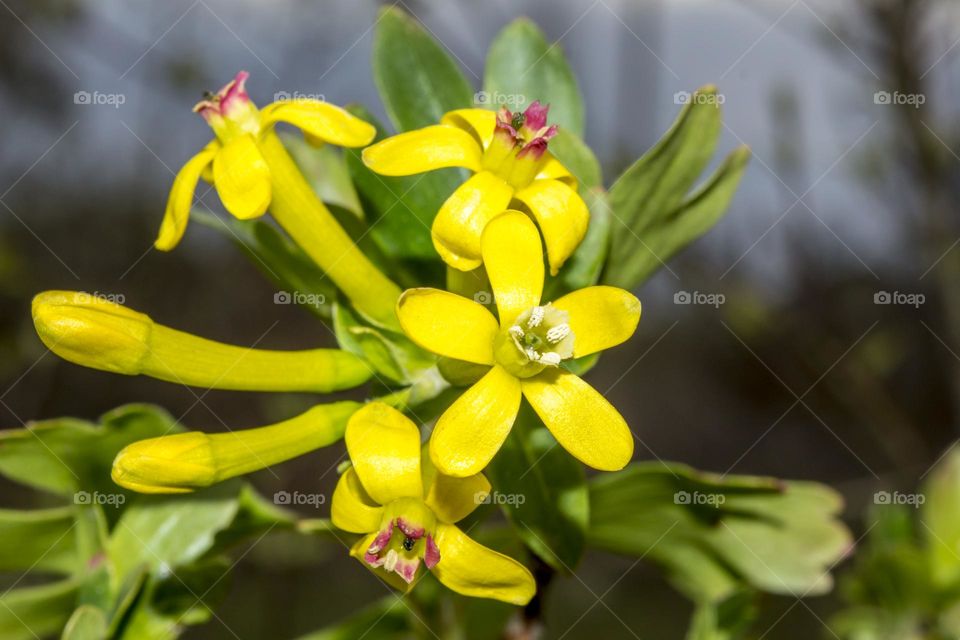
[258,132,403,331]
[32,291,151,375]
[32,291,372,392]
[112,400,360,493]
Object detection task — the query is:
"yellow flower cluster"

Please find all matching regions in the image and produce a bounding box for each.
[31,72,642,605]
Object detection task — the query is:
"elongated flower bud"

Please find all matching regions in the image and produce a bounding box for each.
[32,291,371,392]
[112,401,360,493]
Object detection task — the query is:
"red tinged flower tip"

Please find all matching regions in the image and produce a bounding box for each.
[521,100,549,131]
[364,519,395,560]
[424,535,441,569]
[492,101,557,161]
[362,516,441,584]
[193,70,252,122]
[495,106,520,140]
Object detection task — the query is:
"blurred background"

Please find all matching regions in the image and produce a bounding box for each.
[1,0,959,637]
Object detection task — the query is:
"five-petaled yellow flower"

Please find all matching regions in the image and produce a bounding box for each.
[157,70,376,250]
[362,101,588,274]
[396,211,640,477]
[332,402,535,604]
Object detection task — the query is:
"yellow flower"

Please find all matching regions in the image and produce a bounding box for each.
[332,402,535,605]
[160,71,402,330]
[32,290,371,393]
[112,401,360,494]
[396,211,640,477]
[157,70,375,250]
[362,101,588,274]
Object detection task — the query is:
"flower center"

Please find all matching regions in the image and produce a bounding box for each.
[482,101,558,188]
[493,304,575,378]
[362,497,440,584]
[194,71,261,143]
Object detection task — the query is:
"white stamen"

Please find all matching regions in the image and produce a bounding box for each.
[509,325,524,339]
[539,352,562,366]
[383,549,399,572]
[527,306,545,328]
[546,323,571,344]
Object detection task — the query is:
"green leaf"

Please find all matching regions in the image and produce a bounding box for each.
[588,462,851,602]
[685,591,757,640]
[373,7,474,132]
[0,579,79,640]
[193,209,337,319]
[280,131,362,217]
[333,302,436,385]
[107,480,243,580]
[62,605,108,640]
[485,404,588,571]
[150,557,232,625]
[546,129,601,189]
[0,507,81,574]
[208,484,297,553]
[0,404,181,497]
[104,567,149,638]
[836,504,929,617]
[627,146,751,286]
[923,446,960,589]
[114,577,180,640]
[484,18,585,136]
[344,105,459,262]
[603,86,749,288]
[294,597,409,640]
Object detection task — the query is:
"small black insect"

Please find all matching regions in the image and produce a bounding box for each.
[402,537,416,552]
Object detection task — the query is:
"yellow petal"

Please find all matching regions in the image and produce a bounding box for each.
[397,288,498,365]
[361,125,483,176]
[432,522,535,605]
[430,365,521,477]
[345,402,422,504]
[514,179,589,275]
[552,286,641,358]
[522,369,633,471]
[481,211,544,326]
[440,108,497,148]
[260,100,376,147]
[422,447,491,524]
[432,171,514,271]
[332,468,384,533]
[534,152,577,187]
[156,145,217,251]
[212,134,272,220]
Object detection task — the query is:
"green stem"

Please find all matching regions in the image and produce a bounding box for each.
[259,131,403,330]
